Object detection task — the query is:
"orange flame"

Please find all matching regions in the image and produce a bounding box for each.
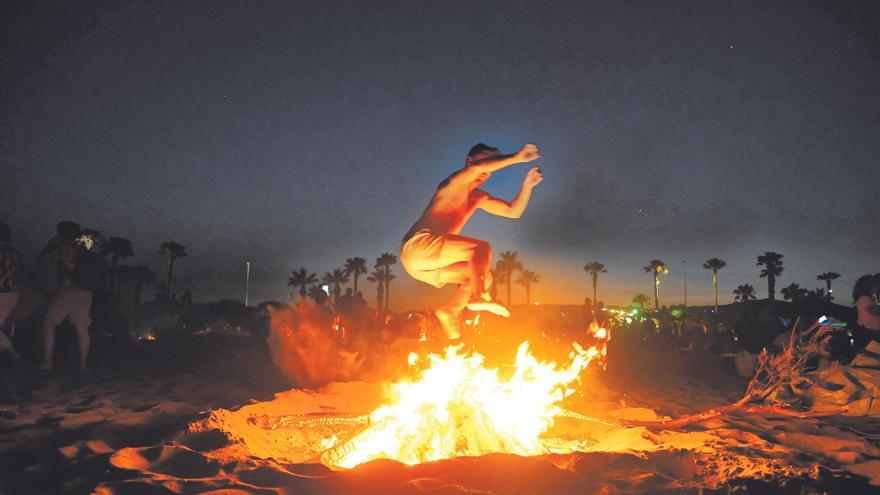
[328,340,600,468]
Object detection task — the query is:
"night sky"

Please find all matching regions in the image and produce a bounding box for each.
[2,0,878,309]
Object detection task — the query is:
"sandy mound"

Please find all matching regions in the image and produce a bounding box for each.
[89,377,880,494]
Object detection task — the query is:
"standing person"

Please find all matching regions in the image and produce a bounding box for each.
[855,274,880,331]
[0,223,21,360]
[40,234,107,371]
[400,143,544,340]
[35,221,81,296]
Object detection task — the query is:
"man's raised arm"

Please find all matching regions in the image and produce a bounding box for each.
[478,166,544,218]
[469,144,541,175]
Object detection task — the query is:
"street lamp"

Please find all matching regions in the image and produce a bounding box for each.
[245,261,251,307]
[683,260,688,307]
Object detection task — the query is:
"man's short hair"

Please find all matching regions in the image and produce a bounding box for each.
[467,143,499,162]
[0,222,10,243]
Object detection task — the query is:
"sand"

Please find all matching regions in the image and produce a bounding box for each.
[1,335,879,494]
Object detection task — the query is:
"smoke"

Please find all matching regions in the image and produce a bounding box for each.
[267,303,364,388]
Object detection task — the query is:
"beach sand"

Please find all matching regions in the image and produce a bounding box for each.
[2,334,879,494]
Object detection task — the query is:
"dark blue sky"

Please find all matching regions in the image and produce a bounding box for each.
[2,0,878,308]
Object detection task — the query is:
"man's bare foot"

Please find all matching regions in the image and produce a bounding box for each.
[465,300,510,317]
[434,308,463,340]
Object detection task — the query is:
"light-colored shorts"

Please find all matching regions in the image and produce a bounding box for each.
[400,229,448,288]
[45,286,93,332]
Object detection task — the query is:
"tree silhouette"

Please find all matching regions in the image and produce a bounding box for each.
[643,260,668,309]
[781,283,807,302]
[756,252,784,300]
[632,293,650,308]
[497,251,523,307]
[516,269,540,305]
[344,257,368,293]
[323,269,350,304]
[702,258,727,313]
[367,267,385,310]
[489,266,503,301]
[158,241,187,295]
[102,236,134,294]
[733,284,757,303]
[288,268,317,301]
[375,253,397,312]
[583,261,607,307]
[816,272,840,300]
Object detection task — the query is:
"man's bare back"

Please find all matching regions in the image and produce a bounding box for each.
[400,143,543,339]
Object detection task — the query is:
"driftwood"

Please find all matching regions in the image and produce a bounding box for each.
[610,318,843,431]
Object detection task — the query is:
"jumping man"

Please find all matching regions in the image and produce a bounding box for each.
[400,143,543,339]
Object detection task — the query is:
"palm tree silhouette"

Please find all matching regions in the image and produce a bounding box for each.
[367,267,385,310]
[643,260,668,309]
[375,253,397,311]
[756,252,784,300]
[816,272,841,300]
[323,269,350,304]
[489,266,502,301]
[344,257,368,293]
[632,293,650,308]
[497,251,523,307]
[102,236,134,294]
[516,269,541,305]
[158,241,187,295]
[702,258,726,313]
[583,261,607,306]
[733,284,756,303]
[781,283,807,301]
[288,268,318,301]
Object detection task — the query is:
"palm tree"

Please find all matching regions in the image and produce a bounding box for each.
[101,236,134,294]
[489,266,503,302]
[375,253,397,311]
[323,269,350,303]
[516,269,540,305]
[643,260,669,309]
[781,283,807,302]
[367,268,385,310]
[158,241,187,295]
[288,268,318,301]
[583,262,607,306]
[816,272,841,300]
[756,252,784,300]
[733,284,756,303]
[632,293,650,308]
[497,251,523,307]
[702,258,726,313]
[344,257,368,293]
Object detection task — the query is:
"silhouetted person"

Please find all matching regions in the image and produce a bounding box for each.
[0,222,21,360]
[400,143,543,339]
[40,234,107,371]
[338,288,354,315]
[35,221,81,296]
[180,290,193,305]
[849,275,880,352]
[354,290,367,316]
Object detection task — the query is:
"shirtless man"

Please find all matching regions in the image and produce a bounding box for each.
[400,143,543,339]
